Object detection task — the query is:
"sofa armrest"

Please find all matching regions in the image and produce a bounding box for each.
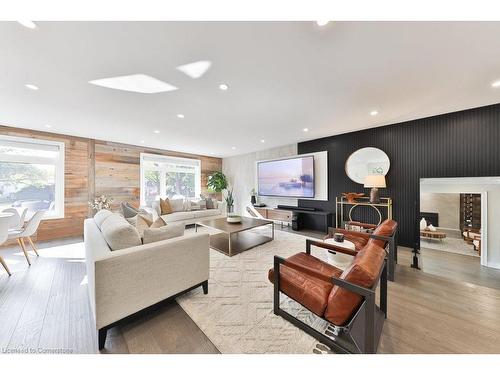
[92,233,210,329]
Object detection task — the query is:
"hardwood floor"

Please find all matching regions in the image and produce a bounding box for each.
[1,235,500,354]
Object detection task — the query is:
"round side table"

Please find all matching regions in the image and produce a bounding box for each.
[324,237,355,270]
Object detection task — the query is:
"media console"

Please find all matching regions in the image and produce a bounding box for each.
[255,206,332,233]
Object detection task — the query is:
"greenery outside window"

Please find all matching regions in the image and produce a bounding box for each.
[140,153,201,206]
[0,135,65,219]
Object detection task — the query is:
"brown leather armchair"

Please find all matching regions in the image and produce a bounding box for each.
[325,219,398,281]
[268,239,387,354]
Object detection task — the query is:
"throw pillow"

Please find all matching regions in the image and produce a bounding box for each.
[100,214,142,250]
[169,198,185,212]
[121,202,139,218]
[142,223,185,244]
[150,217,167,228]
[135,214,154,236]
[160,198,172,215]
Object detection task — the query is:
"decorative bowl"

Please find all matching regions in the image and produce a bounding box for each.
[226,215,242,223]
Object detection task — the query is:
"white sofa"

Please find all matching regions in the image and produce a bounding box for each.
[84,213,210,350]
[149,198,227,225]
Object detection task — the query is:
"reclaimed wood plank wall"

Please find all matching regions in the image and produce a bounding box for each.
[0,125,222,241]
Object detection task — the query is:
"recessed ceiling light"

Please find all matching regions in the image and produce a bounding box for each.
[177,114,185,119]
[260,139,266,143]
[140,140,145,144]
[303,128,309,132]
[153,130,160,134]
[231,146,236,150]
[45,124,52,128]
[89,74,178,94]
[316,20,330,27]
[492,80,500,88]
[370,110,379,116]
[25,84,39,90]
[219,84,229,91]
[18,21,37,29]
[176,60,212,79]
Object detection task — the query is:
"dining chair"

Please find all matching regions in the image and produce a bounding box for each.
[0,213,13,276]
[7,210,45,266]
[2,207,28,230]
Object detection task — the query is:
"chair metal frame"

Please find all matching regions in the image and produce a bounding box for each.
[273,239,387,354]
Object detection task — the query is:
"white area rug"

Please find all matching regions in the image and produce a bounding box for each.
[176,227,334,354]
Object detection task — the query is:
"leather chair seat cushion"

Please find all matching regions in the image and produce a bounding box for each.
[284,252,343,282]
[324,243,386,326]
[268,266,333,317]
[367,219,397,248]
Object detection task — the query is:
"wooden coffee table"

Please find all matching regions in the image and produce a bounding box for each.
[420,230,447,241]
[195,217,274,257]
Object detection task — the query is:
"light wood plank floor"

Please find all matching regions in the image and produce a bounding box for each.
[1,237,500,353]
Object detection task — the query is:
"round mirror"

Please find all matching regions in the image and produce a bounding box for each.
[345,147,390,184]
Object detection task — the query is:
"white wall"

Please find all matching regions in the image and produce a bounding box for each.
[222,145,328,216]
[420,192,460,230]
[420,177,500,269]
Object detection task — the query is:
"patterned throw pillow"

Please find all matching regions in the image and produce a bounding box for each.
[160,198,172,215]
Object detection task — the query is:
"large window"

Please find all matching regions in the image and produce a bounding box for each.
[0,135,65,219]
[140,153,201,206]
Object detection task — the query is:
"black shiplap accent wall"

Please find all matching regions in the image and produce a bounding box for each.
[297,103,500,247]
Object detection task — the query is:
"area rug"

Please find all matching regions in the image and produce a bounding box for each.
[176,227,334,354]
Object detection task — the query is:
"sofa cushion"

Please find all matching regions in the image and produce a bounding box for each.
[161,211,196,223]
[160,198,172,215]
[169,198,185,212]
[193,209,222,218]
[93,209,113,229]
[99,214,142,251]
[268,265,333,317]
[324,243,386,326]
[143,223,185,244]
[150,217,167,228]
[367,219,397,248]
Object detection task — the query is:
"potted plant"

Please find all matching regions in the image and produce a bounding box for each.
[225,187,235,214]
[207,171,228,193]
[250,188,257,205]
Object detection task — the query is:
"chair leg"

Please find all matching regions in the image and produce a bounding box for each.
[27,237,40,257]
[18,238,31,266]
[0,256,11,276]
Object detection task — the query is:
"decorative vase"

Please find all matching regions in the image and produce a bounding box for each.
[420,217,427,230]
[251,195,256,205]
[227,205,234,214]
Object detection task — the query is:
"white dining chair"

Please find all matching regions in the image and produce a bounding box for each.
[0,213,14,276]
[7,210,45,266]
[2,207,28,230]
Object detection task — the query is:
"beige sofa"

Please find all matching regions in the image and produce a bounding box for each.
[149,198,227,225]
[84,212,210,350]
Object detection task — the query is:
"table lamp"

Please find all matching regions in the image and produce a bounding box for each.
[364,175,386,204]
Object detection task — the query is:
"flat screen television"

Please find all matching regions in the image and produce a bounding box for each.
[257,156,315,198]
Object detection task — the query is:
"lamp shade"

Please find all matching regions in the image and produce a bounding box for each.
[364,174,386,188]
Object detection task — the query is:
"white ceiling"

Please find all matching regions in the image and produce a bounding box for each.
[1,21,500,158]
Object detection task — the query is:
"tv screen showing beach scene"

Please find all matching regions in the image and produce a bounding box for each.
[257,156,314,198]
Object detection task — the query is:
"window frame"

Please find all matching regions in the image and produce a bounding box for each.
[140,152,201,206]
[0,134,65,220]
